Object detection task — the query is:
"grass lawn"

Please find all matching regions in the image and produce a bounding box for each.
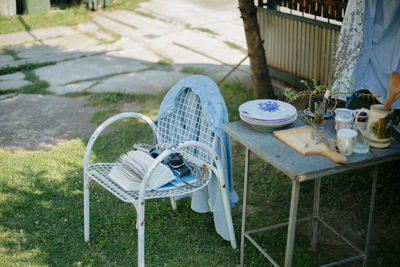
[0,80,399,266]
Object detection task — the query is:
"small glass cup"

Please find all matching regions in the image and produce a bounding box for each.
[335,117,353,131]
[354,125,371,153]
[314,101,325,129]
[353,111,371,154]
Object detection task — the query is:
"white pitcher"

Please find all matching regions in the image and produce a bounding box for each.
[356,104,393,149]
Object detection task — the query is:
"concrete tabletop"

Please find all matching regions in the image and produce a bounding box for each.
[223,117,400,181]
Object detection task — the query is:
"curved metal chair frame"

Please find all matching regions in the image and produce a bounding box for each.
[83,88,236,266]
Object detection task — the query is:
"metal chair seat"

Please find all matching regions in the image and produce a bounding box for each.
[86,162,210,202]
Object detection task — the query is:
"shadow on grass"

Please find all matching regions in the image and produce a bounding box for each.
[0,138,242,266]
[1,126,399,266]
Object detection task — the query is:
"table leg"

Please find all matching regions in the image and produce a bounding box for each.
[363,166,378,267]
[310,177,321,249]
[284,180,301,267]
[240,148,250,267]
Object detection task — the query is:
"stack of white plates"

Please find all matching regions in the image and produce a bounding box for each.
[239,99,297,131]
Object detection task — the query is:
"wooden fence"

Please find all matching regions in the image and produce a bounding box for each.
[257,0,348,85]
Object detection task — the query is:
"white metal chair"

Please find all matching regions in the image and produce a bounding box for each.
[83,84,237,266]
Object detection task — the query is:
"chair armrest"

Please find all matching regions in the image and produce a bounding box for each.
[83,112,158,172]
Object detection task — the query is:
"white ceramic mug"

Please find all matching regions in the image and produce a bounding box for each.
[337,129,358,156]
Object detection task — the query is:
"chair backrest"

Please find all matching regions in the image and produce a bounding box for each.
[156,87,216,167]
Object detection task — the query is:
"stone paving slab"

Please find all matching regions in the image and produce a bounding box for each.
[99,10,182,36]
[0,72,31,90]
[47,81,96,94]
[10,34,98,59]
[35,53,147,87]
[154,29,248,66]
[106,41,161,62]
[92,13,225,64]
[138,0,245,45]
[1,51,91,69]
[0,93,16,100]
[205,21,246,45]
[0,26,78,47]
[1,34,123,69]
[92,12,172,43]
[0,54,15,66]
[77,21,115,42]
[88,69,186,94]
[93,11,249,71]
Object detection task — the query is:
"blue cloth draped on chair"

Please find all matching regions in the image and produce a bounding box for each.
[155,75,239,241]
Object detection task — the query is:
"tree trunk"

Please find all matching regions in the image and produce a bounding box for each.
[238,0,275,98]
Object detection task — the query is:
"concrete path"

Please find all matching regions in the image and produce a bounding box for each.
[0,0,251,150]
[0,1,250,94]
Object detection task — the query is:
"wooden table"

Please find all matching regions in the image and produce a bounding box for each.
[223,118,400,267]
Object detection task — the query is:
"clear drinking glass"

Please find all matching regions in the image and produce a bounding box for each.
[354,121,371,153]
[314,101,325,129]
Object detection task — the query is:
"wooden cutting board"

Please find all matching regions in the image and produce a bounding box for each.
[273,126,347,164]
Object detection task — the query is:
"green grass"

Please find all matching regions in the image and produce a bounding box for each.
[0,80,399,266]
[19,70,50,94]
[0,6,91,35]
[86,91,164,126]
[0,62,54,95]
[0,61,56,76]
[193,27,217,35]
[144,59,174,72]
[180,66,206,75]
[184,24,217,35]
[2,48,21,60]
[110,0,147,11]
[224,41,247,55]
[134,10,157,19]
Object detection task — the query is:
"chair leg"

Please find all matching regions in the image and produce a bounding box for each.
[138,202,145,267]
[170,196,177,210]
[84,174,90,242]
[220,185,237,249]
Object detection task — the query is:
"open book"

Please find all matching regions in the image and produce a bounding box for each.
[108,150,176,191]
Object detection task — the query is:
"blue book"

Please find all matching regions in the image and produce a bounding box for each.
[155,170,198,191]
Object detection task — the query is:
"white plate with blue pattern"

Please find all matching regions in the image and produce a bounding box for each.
[239,99,297,121]
[240,113,297,131]
[240,112,297,126]
[240,112,297,124]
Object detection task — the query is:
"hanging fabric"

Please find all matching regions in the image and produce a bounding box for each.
[330,0,365,101]
[352,0,400,108]
[331,0,400,109]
